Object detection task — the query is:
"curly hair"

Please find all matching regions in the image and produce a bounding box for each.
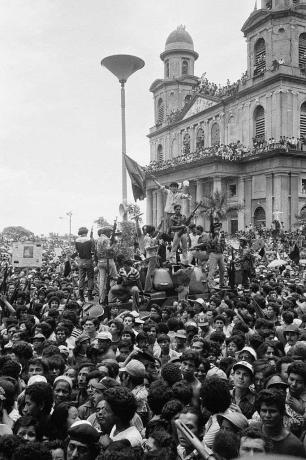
[13,416,41,441]
[287,361,306,384]
[255,389,285,415]
[0,435,25,460]
[0,357,21,380]
[172,381,193,406]
[103,386,137,424]
[12,442,52,460]
[213,431,240,460]
[12,341,33,360]
[226,334,245,351]
[24,382,53,416]
[180,350,200,367]
[147,379,173,415]
[160,399,184,422]
[200,377,231,414]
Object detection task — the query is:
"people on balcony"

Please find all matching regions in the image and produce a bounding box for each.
[144,137,306,174]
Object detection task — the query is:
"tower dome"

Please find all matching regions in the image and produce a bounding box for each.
[165,25,194,51]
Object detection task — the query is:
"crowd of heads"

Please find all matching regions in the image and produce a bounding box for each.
[0,223,306,459]
[144,135,306,174]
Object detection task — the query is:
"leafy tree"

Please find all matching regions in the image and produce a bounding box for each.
[2,226,34,241]
[94,216,111,228]
[113,221,136,260]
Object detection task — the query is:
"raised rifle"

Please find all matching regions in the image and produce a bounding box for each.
[175,420,215,460]
[110,217,118,246]
[105,217,118,319]
[0,264,9,294]
[177,201,203,237]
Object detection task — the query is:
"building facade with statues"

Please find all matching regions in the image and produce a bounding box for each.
[145,0,306,233]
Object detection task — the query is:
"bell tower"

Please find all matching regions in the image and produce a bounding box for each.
[149,25,198,127]
[242,0,306,81]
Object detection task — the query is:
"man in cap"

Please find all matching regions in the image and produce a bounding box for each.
[120,359,148,423]
[96,226,117,305]
[207,222,226,290]
[231,361,256,419]
[95,331,116,360]
[283,324,300,354]
[151,177,190,232]
[67,420,100,460]
[169,204,189,264]
[74,227,95,302]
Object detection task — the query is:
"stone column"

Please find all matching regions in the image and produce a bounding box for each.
[274,172,290,230]
[265,173,273,228]
[244,177,252,227]
[156,189,164,226]
[292,91,298,138]
[291,174,299,230]
[238,177,245,230]
[146,190,153,225]
[213,176,222,193]
[152,191,157,227]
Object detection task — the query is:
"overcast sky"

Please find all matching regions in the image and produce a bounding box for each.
[0,0,255,236]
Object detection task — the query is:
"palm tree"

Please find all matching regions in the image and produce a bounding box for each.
[199,190,244,231]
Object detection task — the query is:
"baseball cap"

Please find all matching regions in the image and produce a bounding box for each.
[68,421,100,444]
[233,360,254,377]
[75,334,90,344]
[97,331,112,341]
[283,324,300,334]
[238,346,257,361]
[120,359,145,378]
[206,367,227,380]
[175,329,187,339]
[193,298,205,306]
[265,375,288,389]
[217,410,248,431]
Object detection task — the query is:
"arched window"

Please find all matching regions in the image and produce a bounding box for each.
[157,98,164,124]
[171,138,178,157]
[300,102,306,138]
[254,38,266,76]
[300,205,306,219]
[254,206,266,228]
[182,59,189,75]
[157,144,163,162]
[299,33,306,68]
[196,128,205,150]
[183,133,190,155]
[165,60,170,78]
[211,123,220,146]
[254,105,265,139]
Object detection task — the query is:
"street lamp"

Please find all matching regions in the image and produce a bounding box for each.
[66,212,72,248]
[101,54,145,215]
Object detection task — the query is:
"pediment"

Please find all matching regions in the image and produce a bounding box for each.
[182,95,218,120]
[241,10,270,34]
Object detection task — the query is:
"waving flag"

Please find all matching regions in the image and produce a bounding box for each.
[124,154,146,201]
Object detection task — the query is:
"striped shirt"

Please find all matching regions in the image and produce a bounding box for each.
[118,267,140,285]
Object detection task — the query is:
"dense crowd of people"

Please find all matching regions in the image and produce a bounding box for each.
[144,137,306,174]
[193,73,248,99]
[1,210,306,459]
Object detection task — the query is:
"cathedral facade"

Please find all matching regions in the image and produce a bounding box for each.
[145,0,306,233]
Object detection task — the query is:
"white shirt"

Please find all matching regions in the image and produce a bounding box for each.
[110,425,142,447]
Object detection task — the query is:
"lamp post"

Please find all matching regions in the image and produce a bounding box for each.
[101,55,145,217]
[66,211,72,248]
